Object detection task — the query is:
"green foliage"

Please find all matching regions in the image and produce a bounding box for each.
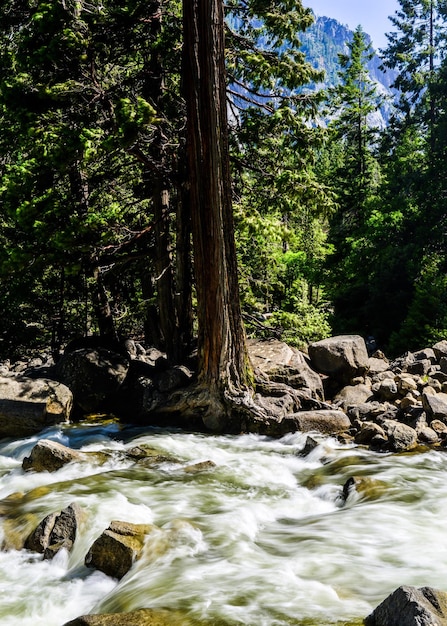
[382,0,446,116]
[389,254,447,354]
[322,28,384,341]
[269,306,331,349]
[4,0,447,363]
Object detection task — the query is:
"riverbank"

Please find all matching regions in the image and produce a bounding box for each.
[1,335,447,624]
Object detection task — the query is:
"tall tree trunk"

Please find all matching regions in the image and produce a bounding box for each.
[182,0,252,429]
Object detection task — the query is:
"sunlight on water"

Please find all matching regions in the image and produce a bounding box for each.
[0,421,446,625]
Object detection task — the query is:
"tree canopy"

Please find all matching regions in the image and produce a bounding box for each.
[0,0,446,370]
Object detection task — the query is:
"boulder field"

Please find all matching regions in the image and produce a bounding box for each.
[2,334,447,451]
[3,334,447,625]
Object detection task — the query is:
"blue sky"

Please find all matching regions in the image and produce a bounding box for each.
[304,0,400,50]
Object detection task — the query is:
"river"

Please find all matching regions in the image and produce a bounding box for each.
[0,419,446,625]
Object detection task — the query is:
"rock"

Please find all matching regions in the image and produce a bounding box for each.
[400,394,421,411]
[144,347,168,368]
[299,435,320,456]
[413,348,437,363]
[433,340,447,361]
[25,503,82,559]
[55,347,130,414]
[127,445,179,466]
[24,512,58,553]
[367,357,390,375]
[253,391,297,420]
[407,359,432,376]
[342,476,387,501]
[0,376,72,438]
[85,521,154,579]
[308,335,369,384]
[183,460,216,473]
[285,410,350,435]
[347,401,394,423]
[111,360,158,420]
[417,426,439,444]
[22,439,84,472]
[248,339,324,400]
[432,368,447,382]
[373,378,399,401]
[354,422,386,446]
[431,419,447,435]
[365,585,447,626]
[157,365,193,393]
[397,374,419,395]
[389,352,416,373]
[382,420,418,452]
[63,608,218,626]
[422,391,447,422]
[425,378,443,393]
[333,383,373,411]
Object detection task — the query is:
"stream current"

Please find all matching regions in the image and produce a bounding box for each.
[0,419,446,625]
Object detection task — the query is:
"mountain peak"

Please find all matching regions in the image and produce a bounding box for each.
[300,15,397,125]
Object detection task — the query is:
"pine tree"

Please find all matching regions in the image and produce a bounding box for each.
[323,27,382,336]
[382,0,447,137]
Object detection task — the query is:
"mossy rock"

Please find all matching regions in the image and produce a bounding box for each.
[63,608,232,625]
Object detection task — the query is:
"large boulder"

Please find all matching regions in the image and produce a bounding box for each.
[308,335,369,384]
[0,376,72,438]
[365,585,447,626]
[85,521,154,579]
[248,339,324,400]
[25,503,83,559]
[55,346,130,414]
[284,409,351,435]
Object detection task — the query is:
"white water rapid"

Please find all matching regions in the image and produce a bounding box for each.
[0,420,446,626]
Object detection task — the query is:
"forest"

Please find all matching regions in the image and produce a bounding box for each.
[1,0,446,368]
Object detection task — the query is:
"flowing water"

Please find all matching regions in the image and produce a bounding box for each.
[0,418,446,626]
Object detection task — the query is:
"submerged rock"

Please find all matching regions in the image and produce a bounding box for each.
[63,608,225,626]
[365,585,447,625]
[342,476,388,502]
[183,460,216,473]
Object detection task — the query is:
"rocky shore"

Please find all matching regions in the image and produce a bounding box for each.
[2,333,447,624]
[3,334,447,450]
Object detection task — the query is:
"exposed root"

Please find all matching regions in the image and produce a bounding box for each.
[153,371,329,436]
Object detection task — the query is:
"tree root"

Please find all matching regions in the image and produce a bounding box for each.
[152,371,331,436]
